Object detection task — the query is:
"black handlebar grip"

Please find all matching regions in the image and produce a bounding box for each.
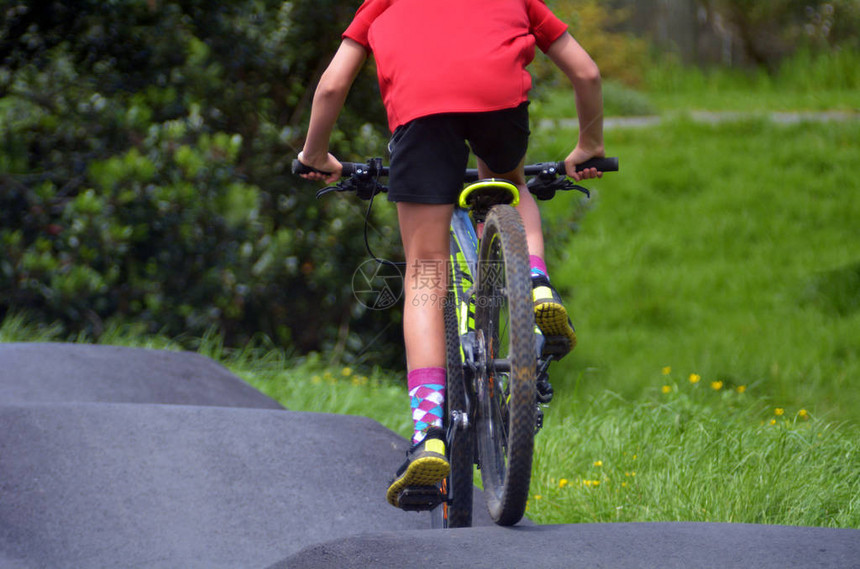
[292,158,331,175]
[292,158,362,177]
[291,159,331,176]
[572,157,619,173]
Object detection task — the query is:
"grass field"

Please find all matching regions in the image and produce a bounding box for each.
[537,49,860,117]
[531,117,860,427]
[3,54,858,528]
[519,106,860,526]
[643,49,860,113]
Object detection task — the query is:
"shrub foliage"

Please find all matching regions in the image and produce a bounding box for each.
[0,0,401,361]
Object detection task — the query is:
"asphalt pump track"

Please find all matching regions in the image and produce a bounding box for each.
[1,343,857,568]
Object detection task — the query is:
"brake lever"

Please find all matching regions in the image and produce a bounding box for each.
[527,177,591,201]
[561,180,591,198]
[315,173,387,200]
[315,185,345,199]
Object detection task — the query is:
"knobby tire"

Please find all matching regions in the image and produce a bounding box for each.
[431,293,474,528]
[475,205,536,526]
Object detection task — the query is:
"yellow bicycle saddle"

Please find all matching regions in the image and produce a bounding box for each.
[458,179,520,212]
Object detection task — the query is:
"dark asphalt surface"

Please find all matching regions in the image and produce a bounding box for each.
[275,523,860,569]
[0,402,456,568]
[1,343,858,568]
[0,342,283,408]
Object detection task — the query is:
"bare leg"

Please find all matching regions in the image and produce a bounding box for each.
[387,203,453,507]
[396,202,454,371]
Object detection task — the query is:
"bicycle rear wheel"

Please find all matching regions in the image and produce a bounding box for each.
[474,205,536,526]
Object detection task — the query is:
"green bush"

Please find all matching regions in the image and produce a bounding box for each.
[706,0,860,65]
[0,0,402,363]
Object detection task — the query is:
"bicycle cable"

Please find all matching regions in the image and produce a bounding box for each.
[362,174,407,270]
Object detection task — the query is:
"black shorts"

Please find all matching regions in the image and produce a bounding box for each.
[387,102,530,204]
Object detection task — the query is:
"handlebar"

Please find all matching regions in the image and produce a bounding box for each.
[292,156,618,179]
[292,156,618,200]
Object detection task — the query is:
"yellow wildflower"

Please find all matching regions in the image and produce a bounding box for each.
[593,460,603,467]
[798,409,809,420]
[559,479,569,488]
[341,367,353,377]
[770,419,777,425]
[711,381,723,390]
[662,366,672,375]
[774,408,785,416]
[662,385,672,394]
[689,373,701,384]
[736,385,747,394]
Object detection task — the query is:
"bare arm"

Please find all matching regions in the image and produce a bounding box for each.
[546,33,605,181]
[298,38,367,184]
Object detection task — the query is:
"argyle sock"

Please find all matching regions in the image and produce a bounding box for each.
[530,255,549,281]
[408,367,446,445]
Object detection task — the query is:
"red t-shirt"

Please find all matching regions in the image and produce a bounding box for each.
[343,0,568,131]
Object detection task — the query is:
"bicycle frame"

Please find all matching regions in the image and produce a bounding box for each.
[446,199,552,436]
[448,207,478,357]
[445,207,480,442]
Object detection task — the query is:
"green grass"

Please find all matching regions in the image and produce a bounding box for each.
[532,49,860,115]
[642,49,860,113]
[238,352,413,437]
[523,83,860,526]
[533,79,658,117]
[530,387,859,526]
[530,117,860,430]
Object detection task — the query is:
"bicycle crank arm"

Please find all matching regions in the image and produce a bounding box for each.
[450,409,470,432]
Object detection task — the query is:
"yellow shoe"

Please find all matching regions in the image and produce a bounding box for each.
[386,429,449,508]
[533,276,577,355]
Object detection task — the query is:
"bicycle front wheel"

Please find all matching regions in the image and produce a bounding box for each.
[474,205,536,526]
[431,293,474,528]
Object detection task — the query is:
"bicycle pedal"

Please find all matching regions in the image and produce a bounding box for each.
[536,379,554,404]
[397,486,443,511]
[541,336,571,358]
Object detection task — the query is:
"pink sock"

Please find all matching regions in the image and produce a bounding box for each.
[407,367,446,444]
[530,255,548,279]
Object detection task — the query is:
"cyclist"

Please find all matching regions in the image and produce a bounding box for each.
[296,0,605,509]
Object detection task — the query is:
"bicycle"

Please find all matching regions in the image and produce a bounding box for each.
[293,155,618,527]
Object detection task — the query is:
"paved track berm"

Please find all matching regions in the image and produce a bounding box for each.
[1,343,857,568]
